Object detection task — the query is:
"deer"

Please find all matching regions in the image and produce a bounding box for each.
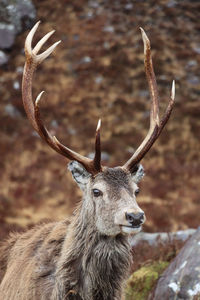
[0,21,175,300]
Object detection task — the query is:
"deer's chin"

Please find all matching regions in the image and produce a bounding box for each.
[120,225,142,235]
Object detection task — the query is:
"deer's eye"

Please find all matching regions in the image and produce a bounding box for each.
[135,188,140,196]
[92,189,103,197]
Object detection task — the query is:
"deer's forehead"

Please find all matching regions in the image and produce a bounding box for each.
[92,167,135,192]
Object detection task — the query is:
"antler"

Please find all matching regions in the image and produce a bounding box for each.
[22,21,102,175]
[122,28,175,171]
[22,23,174,175]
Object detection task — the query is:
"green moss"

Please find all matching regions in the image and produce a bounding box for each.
[125,261,169,300]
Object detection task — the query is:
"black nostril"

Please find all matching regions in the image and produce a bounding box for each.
[125,212,135,223]
[137,212,144,221]
[125,212,144,226]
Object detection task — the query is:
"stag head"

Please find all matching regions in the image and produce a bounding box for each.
[69,161,145,235]
[22,22,175,236]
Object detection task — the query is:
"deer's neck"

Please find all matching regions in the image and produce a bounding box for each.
[53,201,132,300]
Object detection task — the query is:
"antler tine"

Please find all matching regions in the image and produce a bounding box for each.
[140,27,160,127]
[25,21,40,55]
[22,22,102,175]
[123,28,175,171]
[33,30,55,55]
[156,80,175,138]
[34,91,64,153]
[93,119,102,172]
[52,119,102,174]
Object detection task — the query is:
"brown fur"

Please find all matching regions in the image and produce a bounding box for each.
[0,165,144,299]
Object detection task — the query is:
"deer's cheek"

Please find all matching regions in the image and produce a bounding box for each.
[96,216,121,236]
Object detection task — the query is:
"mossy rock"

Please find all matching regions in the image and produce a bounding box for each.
[125,261,169,300]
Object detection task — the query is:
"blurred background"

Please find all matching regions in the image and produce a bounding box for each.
[0,0,199,240]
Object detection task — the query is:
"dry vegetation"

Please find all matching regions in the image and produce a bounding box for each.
[0,0,199,242]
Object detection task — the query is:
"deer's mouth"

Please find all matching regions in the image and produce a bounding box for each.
[122,224,141,228]
[120,224,142,235]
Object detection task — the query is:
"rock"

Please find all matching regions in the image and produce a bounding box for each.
[103,25,114,33]
[0,50,8,65]
[0,0,36,50]
[187,75,200,85]
[4,104,21,118]
[124,3,134,10]
[0,23,16,49]
[151,227,200,300]
[13,80,20,90]
[81,56,92,63]
[130,229,196,247]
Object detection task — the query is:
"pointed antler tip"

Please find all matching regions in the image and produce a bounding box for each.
[96,119,101,131]
[140,27,150,52]
[32,30,58,55]
[53,136,59,143]
[94,119,102,172]
[25,21,42,55]
[171,80,175,100]
[37,40,61,64]
[35,91,45,106]
[32,21,41,32]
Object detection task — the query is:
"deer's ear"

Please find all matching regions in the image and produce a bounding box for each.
[68,161,91,190]
[130,164,145,183]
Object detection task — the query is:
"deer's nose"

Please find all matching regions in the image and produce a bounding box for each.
[125,212,144,226]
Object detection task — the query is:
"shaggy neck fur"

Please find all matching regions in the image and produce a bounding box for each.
[52,198,132,300]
